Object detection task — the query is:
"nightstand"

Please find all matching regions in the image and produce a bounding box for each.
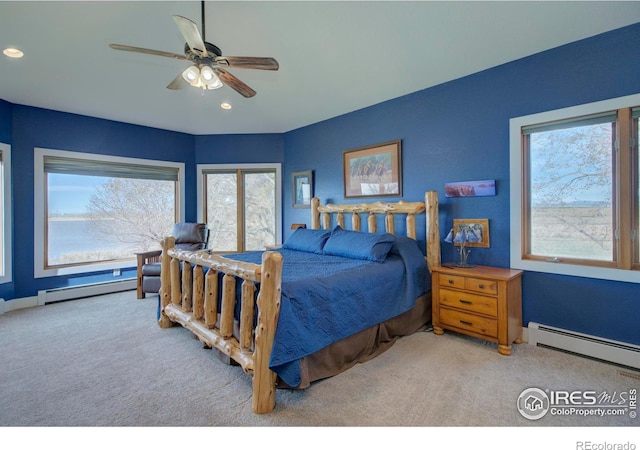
[431,265,523,355]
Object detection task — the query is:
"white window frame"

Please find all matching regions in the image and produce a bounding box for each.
[34,147,185,278]
[0,143,12,284]
[509,93,640,284]
[197,163,282,248]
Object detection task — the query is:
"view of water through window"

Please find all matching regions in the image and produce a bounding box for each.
[47,173,175,267]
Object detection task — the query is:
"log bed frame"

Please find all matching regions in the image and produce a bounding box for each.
[158,190,440,414]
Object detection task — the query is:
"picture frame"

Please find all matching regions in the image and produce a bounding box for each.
[292,170,313,208]
[452,218,490,248]
[343,140,402,198]
[445,179,496,198]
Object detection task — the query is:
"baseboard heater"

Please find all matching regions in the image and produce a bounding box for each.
[37,278,136,305]
[528,322,640,370]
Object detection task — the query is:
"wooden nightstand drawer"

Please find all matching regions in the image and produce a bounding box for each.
[438,273,465,289]
[439,288,497,317]
[432,265,523,355]
[464,277,498,295]
[440,308,498,338]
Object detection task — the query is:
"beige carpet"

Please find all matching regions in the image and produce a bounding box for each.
[0,291,637,430]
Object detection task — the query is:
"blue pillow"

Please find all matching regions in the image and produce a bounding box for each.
[323,226,396,262]
[282,228,331,254]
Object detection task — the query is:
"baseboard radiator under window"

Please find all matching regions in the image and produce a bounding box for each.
[37,278,136,305]
[528,322,640,370]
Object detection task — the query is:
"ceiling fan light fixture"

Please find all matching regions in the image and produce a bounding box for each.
[182,65,201,86]
[201,65,223,90]
[200,65,214,81]
[109,0,278,97]
[204,80,223,90]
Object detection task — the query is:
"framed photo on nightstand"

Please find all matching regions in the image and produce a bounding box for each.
[453,218,490,248]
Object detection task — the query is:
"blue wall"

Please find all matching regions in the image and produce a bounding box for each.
[0,100,12,301]
[195,133,283,164]
[3,106,285,301]
[4,106,196,300]
[282,23,640,346]
[2,23,639,347]
[0,99,11,142]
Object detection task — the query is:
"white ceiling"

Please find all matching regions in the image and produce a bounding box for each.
[1,1,640,135]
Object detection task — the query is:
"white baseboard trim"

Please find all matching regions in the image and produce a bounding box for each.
[37,278,136,305]
[527,322,640,370]
[1,278,135,315]
[1,295,39,314]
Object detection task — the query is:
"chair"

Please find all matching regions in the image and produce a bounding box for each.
[135,222,209,299]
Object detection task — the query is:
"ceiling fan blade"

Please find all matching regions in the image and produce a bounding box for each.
[109,43,187,60]
[215,68,257,98]
[215,56,279,71]
[173,15,206,57]
[166,72,188,90]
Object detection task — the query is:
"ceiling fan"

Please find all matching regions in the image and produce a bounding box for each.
[109,1,279,98]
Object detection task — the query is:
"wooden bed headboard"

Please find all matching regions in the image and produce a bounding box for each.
[310,190,441,271]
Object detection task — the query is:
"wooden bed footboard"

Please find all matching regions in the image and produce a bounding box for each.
[157,238,283,414]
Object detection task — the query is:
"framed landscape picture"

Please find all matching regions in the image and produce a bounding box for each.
[292,170,313,208]
[343,140,402,198]
[445,179,496,198]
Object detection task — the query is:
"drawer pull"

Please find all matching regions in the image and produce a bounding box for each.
[478,283,485,289]
[448,279,454,284]
[459,299,472,305]
[460,320,473,326]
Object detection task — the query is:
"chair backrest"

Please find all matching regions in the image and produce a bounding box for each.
[172,222,209,251]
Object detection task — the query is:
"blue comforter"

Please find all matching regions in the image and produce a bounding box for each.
[226,236,430,387]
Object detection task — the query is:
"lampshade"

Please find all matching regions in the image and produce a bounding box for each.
[444,224,479,268]
[444,228,454,243]
[445,227,479,244]
[463,228,480,243]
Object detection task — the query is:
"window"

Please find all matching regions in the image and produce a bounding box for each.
[0,143,11,284]
[510,93,640,283]
[34,148,184,277]
[197,164,281,252]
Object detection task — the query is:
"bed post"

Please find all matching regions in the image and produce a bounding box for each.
[252,250,284,414]
[311,197,320,229]
[158,236,175,328]
[425,190,441,272]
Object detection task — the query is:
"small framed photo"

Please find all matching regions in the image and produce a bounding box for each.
[292,170,313,208]
[343,140,402,198]
[453,218,490,248]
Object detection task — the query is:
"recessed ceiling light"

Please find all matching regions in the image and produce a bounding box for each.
[3,47,24,58]
[220,102,232,110]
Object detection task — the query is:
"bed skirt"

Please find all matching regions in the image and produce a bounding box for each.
[279,291,432,389]
[207,291,431,389]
